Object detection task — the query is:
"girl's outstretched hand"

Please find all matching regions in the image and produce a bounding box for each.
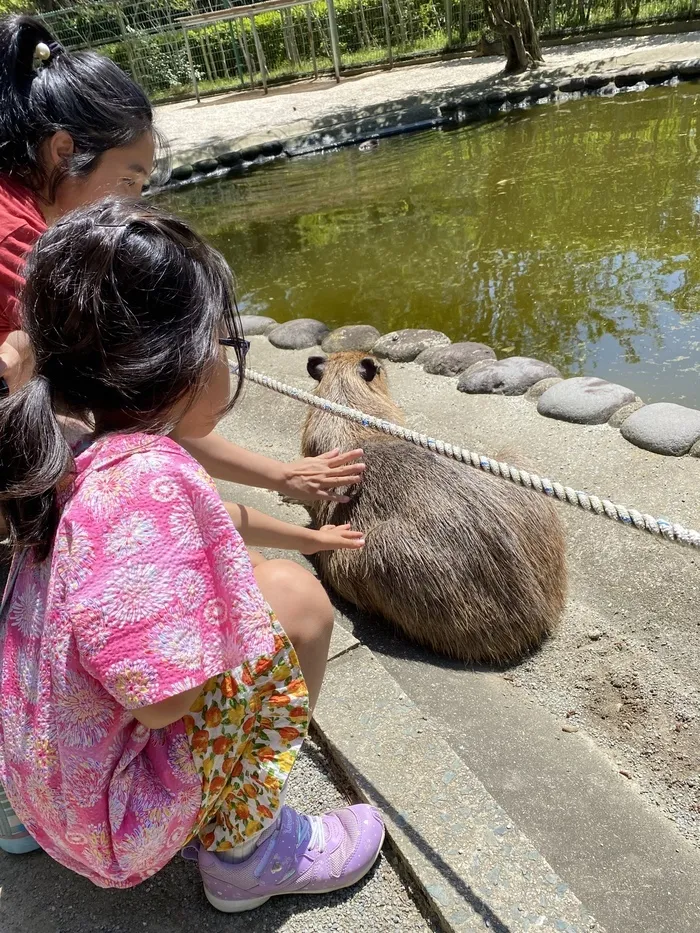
[299,524,366,555]
[280,449,365,503]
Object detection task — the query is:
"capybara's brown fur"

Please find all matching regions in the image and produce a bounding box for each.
[302,351,567,665]
[474,34,504,57]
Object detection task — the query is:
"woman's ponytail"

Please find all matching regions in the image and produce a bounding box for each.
[0,15,56,177]
[0,374,73,560]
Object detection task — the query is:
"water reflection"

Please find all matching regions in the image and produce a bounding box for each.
[161,84,700,403]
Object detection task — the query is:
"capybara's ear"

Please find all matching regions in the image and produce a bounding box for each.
[307,355,327,381]
[358,357,380,382]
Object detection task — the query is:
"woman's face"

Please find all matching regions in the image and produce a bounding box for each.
[43,131,155,218]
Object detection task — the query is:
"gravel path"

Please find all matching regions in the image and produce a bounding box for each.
[156,31,700,160]
[0,735,436,933]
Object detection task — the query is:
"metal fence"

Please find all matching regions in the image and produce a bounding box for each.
[38,0,699,103]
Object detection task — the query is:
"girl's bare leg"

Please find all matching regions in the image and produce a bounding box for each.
[253,559,333,711]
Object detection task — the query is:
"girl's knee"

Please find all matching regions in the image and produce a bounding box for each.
[254,559,333,638]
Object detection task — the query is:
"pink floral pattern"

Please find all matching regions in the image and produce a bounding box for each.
[0,434,285,888]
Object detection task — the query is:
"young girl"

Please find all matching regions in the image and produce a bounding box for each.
[0,198,384,909]
[0,14,365,855]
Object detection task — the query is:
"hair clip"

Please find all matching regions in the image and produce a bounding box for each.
[35,40,62,64]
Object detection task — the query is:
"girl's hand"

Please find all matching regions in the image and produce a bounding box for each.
[0,332,34,393]
[299,524,366,555]
[280,449,365,503]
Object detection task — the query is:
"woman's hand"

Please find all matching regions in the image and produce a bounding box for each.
[281,449,365,503]
[299,523,366,555]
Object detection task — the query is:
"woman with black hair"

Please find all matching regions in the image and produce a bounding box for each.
[0,14,364,503]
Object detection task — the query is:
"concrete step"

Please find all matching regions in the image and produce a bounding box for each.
[317,635,606,933]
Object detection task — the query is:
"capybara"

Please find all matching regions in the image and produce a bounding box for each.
[302,351,567,664]
[474,34,504,57]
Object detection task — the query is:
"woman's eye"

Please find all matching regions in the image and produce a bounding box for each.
[121,178,136,188]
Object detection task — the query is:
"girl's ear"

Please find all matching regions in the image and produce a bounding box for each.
[307,355,327,381]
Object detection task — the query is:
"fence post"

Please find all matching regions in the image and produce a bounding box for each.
[182,27,200,104]
[550,0,556,32]
[116,7,140,87]
[238,22,256,89]
[305,5,319,79]
[381,0,393,67]
[326,0,342,83]
[250,15,268,94]
[444,0,452,49]
[227,20,246,88]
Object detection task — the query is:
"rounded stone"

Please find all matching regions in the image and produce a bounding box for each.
[529,82,555,100]
[620,403,700,456]
[170,163,193,181]
[321,325,381,353]
[537,377,636,425]
[484,90,507,107]
[608,397,644,429]
[506,88,529,104]
[239,314,278,336]
[261,140,284,157]
[193,158,219,174]
[459,102,491,124]
[525,377,563,401]
[239,145,264,163]
[267,318,329,350]
[584,74,611,91]
[372,329,451,363]
[458,357,560,396]
[217,150,243,167]
[614,70,644,88]
[558,76,586,93]
[677,59,700,79]
[641,65,675,85]
[416,342,496,377]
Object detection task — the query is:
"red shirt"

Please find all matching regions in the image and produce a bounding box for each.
[0,175,46,342]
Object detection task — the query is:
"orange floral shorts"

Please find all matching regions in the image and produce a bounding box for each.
[183,613,309,850]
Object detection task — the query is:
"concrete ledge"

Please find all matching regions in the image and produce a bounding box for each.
[314,644,606,933]
[152,49,700,193]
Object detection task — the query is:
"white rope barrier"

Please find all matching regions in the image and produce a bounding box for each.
[240,365,700,552]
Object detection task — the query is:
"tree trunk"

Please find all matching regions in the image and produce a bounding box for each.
[483,0,543,73]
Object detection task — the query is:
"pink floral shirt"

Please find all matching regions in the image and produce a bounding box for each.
[0,434,275,887]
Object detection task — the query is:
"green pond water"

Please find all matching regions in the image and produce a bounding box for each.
[162,84,700,404]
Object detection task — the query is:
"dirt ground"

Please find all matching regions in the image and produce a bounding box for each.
[510,585,700,847]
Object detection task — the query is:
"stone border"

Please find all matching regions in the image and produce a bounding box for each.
[241,316,700,458]
[148,58,700,195]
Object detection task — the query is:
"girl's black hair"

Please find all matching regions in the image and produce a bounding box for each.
[0,198,246,560]
[0,14,156,199]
